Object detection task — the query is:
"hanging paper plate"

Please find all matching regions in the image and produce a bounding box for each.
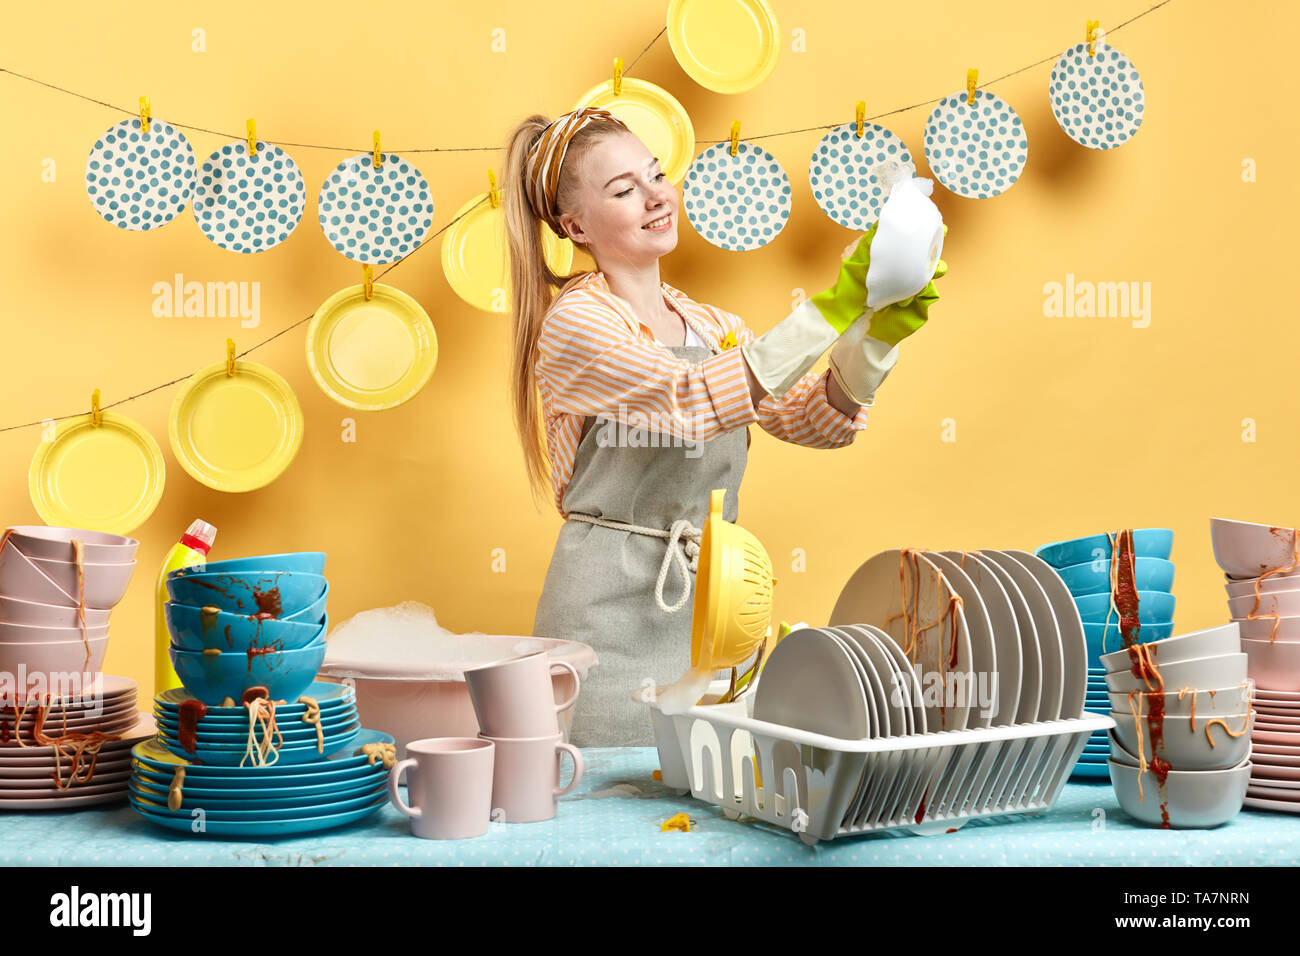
[573,78,695,185]
[924,91,1029,199]
[441,193,574,313]
[1050,41,1146,150]
[306,282,438,411]
[169,360,304,493]
[317,153,433,264]
[29,410,165,534]
[85,117,196,231]
[683,140,791,251]
[809,122,915,230]
[666,0,780,95]
[194,140,306,252]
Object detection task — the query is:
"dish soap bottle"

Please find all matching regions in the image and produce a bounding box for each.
[155,519,217,695]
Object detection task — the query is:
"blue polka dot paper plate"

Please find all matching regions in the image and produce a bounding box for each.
[808,122,914,230]
[317,153,433,264]
[85,117,197,230]
[924,90,1028,199]
[194,140,306,253]
[1050,41,1145,150]
[683,140,791,251]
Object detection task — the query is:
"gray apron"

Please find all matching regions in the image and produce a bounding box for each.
[533,326,748,747]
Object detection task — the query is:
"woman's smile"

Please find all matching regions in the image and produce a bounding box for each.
[642,213,673,232]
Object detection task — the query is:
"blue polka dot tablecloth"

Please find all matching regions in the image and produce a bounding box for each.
[3,749,1298,866]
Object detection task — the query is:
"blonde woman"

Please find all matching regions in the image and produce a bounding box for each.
[503,107,945,746]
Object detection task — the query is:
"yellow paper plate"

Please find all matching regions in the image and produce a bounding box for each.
[667,0,780,94]
[29,410,166,534]
[169,359,304,493]
[573,77,696,185]
[307,282,438,409]
[442,194,575,313]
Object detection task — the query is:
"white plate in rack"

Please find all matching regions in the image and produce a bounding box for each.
[830,549,973,732]
[1004,548,1088,719]
[924,551,1002,727]
[824,628,883,737]
[752,628,870,739]
[835,626,903,736]
[943,551,1027,725]
[860,623,926,734]
[970,552,1046,722]
[980,550,1066,721]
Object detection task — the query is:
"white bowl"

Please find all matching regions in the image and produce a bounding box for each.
[0,594,111,629]
[25,555,135,610]
[0,544,74,606]
[3,526,138,564]
[1236,616,1300,641]
[1112,708,1252,770]
[1105,652,1248,694]
[1225,574,1300,598]
[1107,682,1253,720]
[1228,588,1300,618]
[0,636,110,675]
[1108,758,1250,828]
[1242,638,1300,691]
[1212,517,1300,580]
[1100,623,1241,674]
[0,620,110,645]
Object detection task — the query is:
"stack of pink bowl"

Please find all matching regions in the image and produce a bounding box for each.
[1210,516,1300,812]
[0,525,138,678]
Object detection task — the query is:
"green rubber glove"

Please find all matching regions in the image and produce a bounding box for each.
[866,255,947,346]
[808,222,880,335]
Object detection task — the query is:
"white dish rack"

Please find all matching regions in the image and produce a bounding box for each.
[650,683,1115,844]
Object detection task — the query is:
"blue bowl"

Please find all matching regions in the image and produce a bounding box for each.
[284,584,329,624]
[1074,590,1176,625]
[1057,557,1175,597]
[166,603,326,653]
[1035,530,1174,569]
[170,552,327,578]
[1084,620,1175,661]
[169,640,327,705]
[166,571,326,618]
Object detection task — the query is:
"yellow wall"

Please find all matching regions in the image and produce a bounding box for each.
[2,0,1291,699]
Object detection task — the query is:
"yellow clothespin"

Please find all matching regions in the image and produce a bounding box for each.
[373,130,382,170]
[362,264,374,301]
[720,330,737,351]
[1086,19,1100,56]
[225,339,237,377]
[729,120,741,157]
[966,69,978,107]
[661,812,695,833]
[90,389,102,427]
[139,96,151,134]
[247,119,257,159]
[487,170,500,208]
[855,101,866,138]
[613,56,623,96]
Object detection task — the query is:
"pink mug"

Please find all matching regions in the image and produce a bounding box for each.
[464,651,580,738]
[481,732,583,823]
[388,737,494,840]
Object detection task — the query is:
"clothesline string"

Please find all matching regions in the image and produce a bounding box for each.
[0,0,1173,435]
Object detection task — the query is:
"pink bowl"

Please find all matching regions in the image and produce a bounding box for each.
[1229,588,1300,619]
[1236,616,1300,641]
[0,544,75,605]
[4,526,138,564]
[1212,517,1300,580]
[0,620,109,645]
[1243,637,1300,691]
[0,594,110,629]
[0,636,110,675]
[1226,573,1300,598]
[25,555,135,609]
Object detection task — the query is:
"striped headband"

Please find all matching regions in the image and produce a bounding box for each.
[525,107,630,239]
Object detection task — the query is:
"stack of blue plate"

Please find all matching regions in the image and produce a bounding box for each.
[153,681,360,765]
[129,725,394,838]
[1034,529,1175,782]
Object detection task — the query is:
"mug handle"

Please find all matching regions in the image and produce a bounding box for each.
[388,759,422,820]
[553,742,584,798]
[550,660,581,714]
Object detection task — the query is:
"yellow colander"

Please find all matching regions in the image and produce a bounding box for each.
[689,488,777,673]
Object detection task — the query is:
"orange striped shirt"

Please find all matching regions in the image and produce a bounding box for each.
[535,271,870,514]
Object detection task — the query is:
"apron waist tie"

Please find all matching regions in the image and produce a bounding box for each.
[566,513,701,614]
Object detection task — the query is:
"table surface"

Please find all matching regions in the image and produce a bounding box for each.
[3,748,1299,866]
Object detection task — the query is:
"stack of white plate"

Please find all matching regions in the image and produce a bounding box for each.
[1102,624,1252,827]
[1244,688,1300,812]
[819,549,1087,736]
[0,676,156,809]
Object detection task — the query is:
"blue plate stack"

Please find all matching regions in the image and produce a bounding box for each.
[1034,530,1175,781]
[130,551,395,837]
